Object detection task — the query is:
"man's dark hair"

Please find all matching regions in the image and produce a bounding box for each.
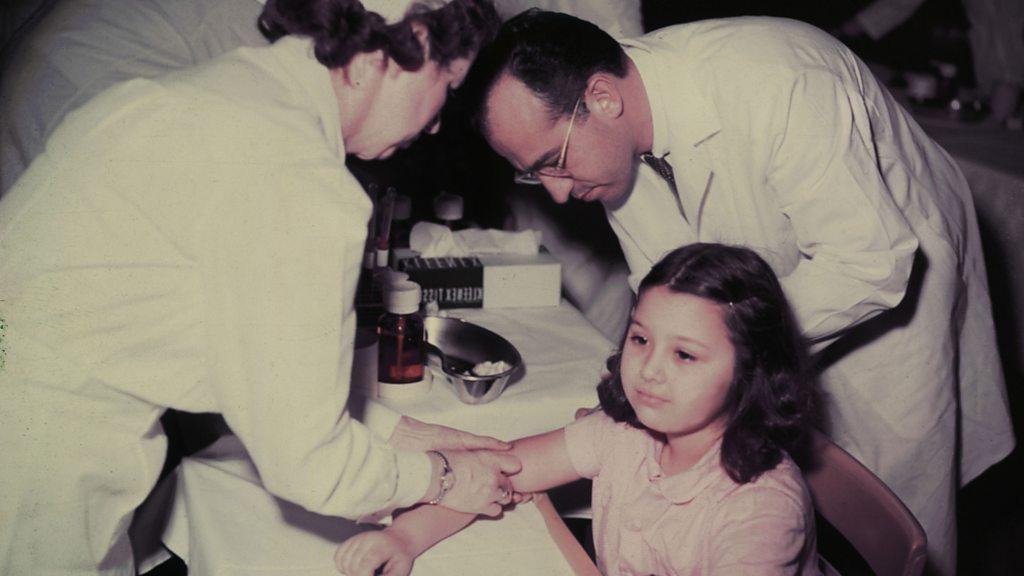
[598,243,818,484]
[463,9,628,134]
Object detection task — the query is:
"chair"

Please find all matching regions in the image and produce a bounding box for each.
[803,430,928,576]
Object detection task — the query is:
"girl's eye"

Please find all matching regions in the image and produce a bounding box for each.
[628,334,647,346]
[675,350,695,362]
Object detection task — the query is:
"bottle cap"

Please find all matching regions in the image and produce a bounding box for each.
[384,281,421,315]
[433,192,464,222]
[392,194,412,221]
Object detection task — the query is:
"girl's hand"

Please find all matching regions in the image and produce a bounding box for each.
[334,530,413,576]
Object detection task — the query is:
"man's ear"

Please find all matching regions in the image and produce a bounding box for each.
[585,74,625,120]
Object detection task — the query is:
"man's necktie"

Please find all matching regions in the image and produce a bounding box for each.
[640,152,677,189]
[641,152,686,221]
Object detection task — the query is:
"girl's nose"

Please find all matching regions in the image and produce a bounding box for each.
[640,350,664,383]
[540,176,573,204]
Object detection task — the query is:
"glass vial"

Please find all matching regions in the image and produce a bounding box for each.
[377,281,425,384]
[390,193,413,249]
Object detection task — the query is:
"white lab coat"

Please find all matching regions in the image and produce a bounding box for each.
[608,18,1014,576]
[0,36,430,575]
[0,0,270,197]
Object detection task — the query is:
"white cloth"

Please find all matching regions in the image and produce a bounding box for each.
[0,0,270,197]
[492,0,642,39]
[0,36,432,575]
[166,439,578,576]
[409,222,542,257]
[158,302,612,574]
[608,18,1014,576]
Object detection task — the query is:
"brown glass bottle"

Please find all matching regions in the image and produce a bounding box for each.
[377,281,425,384]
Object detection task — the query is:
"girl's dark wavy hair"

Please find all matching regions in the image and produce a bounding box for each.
[597,243,817,484]
[258,0,499,71]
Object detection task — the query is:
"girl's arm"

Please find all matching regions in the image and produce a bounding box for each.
[334,427,583,576]
[506,427,582,492]
[334,504,475,576]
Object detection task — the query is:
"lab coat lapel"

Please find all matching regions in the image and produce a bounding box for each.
[664,71,720,238]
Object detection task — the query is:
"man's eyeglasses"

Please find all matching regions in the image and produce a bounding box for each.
[513,97,581,186]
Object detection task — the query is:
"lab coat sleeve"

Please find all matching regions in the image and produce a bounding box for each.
[359,398,404,439]
[200,164,430,519]
[766,69,918,342]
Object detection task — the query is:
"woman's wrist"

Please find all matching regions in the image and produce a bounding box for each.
[425,450,455,505]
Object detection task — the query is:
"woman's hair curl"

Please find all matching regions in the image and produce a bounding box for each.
[259,0,499,71]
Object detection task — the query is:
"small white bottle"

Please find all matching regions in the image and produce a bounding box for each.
[433,192,466,231]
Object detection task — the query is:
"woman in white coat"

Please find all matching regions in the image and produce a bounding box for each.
[0,1,522,574]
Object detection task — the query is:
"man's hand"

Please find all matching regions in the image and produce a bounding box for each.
[388,416,511,452]
[335,529,413,576]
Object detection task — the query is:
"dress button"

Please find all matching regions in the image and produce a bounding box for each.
[627,518,644,531]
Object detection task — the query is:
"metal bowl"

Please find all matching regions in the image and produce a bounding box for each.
[424,316,523,405]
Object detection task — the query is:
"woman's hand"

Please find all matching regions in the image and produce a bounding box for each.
[389,416,511,452]
[432,449,521,516]
[334,529,413,576]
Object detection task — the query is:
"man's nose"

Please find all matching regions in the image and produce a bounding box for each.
[540,175,573,204]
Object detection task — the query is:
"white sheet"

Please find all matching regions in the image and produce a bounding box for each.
[0,0,267,195]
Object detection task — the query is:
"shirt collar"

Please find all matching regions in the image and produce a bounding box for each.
[621,37,721,158]
[268,36,347,160]
[645,435,731,504]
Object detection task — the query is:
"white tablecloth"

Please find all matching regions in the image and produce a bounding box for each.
[159,301,615,575]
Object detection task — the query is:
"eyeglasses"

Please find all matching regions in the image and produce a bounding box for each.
[513,97,581,186]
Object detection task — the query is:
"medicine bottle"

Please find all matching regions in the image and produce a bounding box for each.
[377,281,425,384]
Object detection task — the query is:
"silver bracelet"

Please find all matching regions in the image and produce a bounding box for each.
[427,450,455,505]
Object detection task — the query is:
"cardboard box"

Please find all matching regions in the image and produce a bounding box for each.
[394,249,561,309]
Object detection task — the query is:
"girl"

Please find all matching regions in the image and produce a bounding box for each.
[335,243,821,575]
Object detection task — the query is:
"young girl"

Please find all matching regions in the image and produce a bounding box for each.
[335,243,821,576]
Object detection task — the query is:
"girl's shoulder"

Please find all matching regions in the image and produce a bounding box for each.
[564,411,654,477]
[713,451,811,511]
[566,410,650,445]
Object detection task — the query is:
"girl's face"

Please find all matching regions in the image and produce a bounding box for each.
[620,285,736,443]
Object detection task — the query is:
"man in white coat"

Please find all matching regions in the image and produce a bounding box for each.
[465,10,1016,575]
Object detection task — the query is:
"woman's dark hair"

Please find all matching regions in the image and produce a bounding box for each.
[597,243,818,484]
[259,0,499,71]
[462,8,628,132]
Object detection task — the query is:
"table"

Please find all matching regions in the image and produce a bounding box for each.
[158,301,614,575]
